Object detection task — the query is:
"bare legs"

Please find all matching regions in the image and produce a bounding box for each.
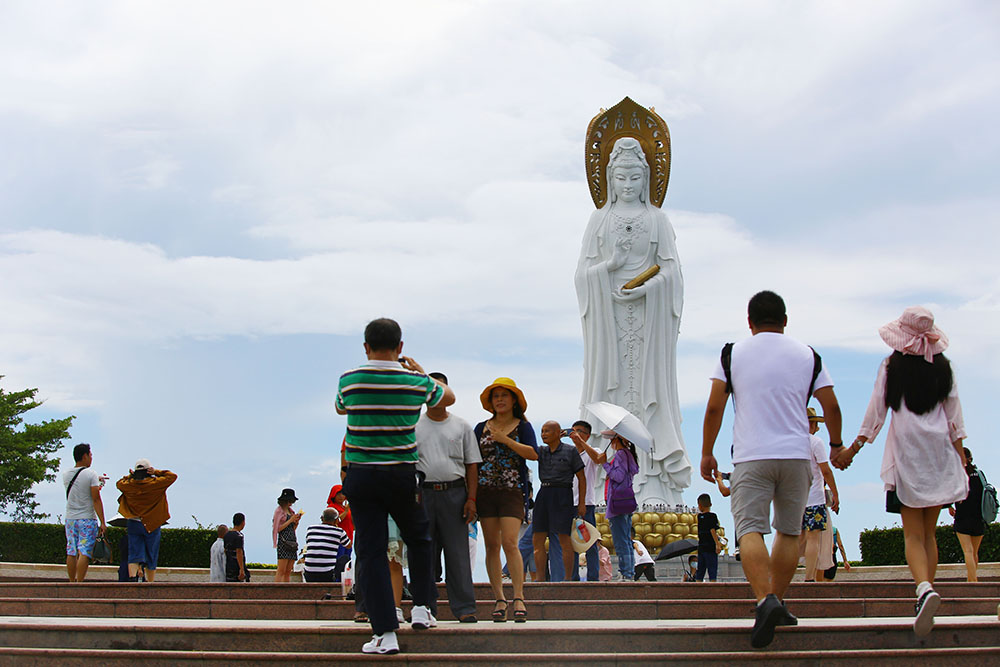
[531,533,576,582]
[531,532,547,582]
[739,531,800,603]
[483,516,525,613]
[900,505,941,586]
[275,558,294,582]
[956,532,983,582]
[66,555,90,582]
[390,559,404,608]
[802,530,822,582]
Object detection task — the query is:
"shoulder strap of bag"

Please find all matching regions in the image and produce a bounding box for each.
[721,343,734,394]
[807,347,823,403]
[65,468,85,499]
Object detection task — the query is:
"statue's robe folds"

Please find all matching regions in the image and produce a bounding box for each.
[575,204,692,506]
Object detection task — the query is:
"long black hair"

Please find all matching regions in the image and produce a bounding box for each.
[884,351,953,415]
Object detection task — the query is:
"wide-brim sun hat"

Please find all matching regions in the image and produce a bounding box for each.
[570,517,601,553]
[480,377,527,413]
[878,306,949,363]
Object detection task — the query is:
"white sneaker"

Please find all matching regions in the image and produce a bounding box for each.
[914,589,941,637]
[396,607,405,624]
[361,631,399,655]
[410,605,437,630]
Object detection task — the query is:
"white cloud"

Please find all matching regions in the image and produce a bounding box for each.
[2,1,998,563]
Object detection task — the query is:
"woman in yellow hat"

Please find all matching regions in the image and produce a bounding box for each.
[473,377,538,623]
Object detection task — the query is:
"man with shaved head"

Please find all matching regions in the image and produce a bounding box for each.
[532,421,586,581]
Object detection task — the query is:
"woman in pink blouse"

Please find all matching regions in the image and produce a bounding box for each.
[835,307,967,638]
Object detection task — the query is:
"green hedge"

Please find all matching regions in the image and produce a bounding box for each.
[0,522,216,568]
[859,523,999,566]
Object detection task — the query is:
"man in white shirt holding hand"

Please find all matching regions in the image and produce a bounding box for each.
[701,291,843,649]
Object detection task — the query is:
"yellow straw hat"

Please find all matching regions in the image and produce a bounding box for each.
[807,407,824,423]
[480,377,528,413]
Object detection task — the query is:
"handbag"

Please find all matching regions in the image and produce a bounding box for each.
[91,536,113,564]
[885,489,902,514]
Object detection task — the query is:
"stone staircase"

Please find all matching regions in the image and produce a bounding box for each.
[0,580,997,664]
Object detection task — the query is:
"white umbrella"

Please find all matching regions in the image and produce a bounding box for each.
[583,401,653,452]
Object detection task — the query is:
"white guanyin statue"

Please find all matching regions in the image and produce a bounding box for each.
[575,127,692,507]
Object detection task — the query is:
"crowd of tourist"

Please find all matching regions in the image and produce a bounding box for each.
[59,296,993,655]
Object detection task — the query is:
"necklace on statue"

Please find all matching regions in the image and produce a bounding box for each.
[611,209,647,237]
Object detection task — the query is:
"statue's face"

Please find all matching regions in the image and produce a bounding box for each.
[611,166,644,203]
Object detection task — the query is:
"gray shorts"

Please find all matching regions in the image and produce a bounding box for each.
[731,459,811,541]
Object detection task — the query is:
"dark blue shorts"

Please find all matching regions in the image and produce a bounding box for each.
[532,486,575,535]
[127,519,161,570]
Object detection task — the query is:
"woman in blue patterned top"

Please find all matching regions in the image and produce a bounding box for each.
[474,377,538,623]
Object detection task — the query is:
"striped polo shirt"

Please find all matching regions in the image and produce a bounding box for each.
[303,523,350,573]
[336,360,446,465]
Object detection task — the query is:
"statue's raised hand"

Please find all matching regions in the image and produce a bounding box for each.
[607,236,631,271]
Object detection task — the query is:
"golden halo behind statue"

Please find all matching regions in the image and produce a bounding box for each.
[585,97,671,209]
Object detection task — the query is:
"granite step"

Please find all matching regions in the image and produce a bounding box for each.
[0,617,997,655]
[1,581,996,602]
[0,596,996,621]
[1,646,999,666]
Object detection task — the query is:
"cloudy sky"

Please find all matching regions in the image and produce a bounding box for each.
[3,1,998,570]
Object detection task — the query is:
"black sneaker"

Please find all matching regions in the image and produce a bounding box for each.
[914,589,941,637]
[750,594,784,648]
[775,602,798,626]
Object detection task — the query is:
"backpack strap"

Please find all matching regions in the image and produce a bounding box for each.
[65,468,85,499]
[807,347,823,403]
[721,343,735,394]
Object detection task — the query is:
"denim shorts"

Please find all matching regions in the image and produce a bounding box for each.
[65,519,99,557]
[127,519,162,570]
[532,487,575,535]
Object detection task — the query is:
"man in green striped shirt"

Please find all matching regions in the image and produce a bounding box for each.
[336,318,455,655]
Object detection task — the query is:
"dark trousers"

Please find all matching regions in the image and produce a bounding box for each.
[343,464,436,636]
[634,562,656,581]
[695,549,718,581]
[424,485,476,618]
[571,505,599,581]
[303,569,335,582]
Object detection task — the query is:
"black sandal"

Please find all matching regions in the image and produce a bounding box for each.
[512,597,527,623]
[492,599,508,623]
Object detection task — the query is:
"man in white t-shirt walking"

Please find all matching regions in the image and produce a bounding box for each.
[701,291,843,649]
[801,408,839,582]
[63,443,107,582]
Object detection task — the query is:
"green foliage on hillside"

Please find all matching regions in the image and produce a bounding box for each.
[0,522,216,567]
[0,380,75,521]
[860,523,999,565]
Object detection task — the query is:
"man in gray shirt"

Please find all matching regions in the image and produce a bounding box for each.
[63,443,107,582]
[415,372,481,623]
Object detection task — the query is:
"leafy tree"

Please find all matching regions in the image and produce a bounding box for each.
[0,378,75,521]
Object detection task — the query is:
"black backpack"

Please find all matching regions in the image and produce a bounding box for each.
[720,342,823,403]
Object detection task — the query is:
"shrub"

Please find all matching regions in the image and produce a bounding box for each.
[860,522,999,565]
[0,522,216,567]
